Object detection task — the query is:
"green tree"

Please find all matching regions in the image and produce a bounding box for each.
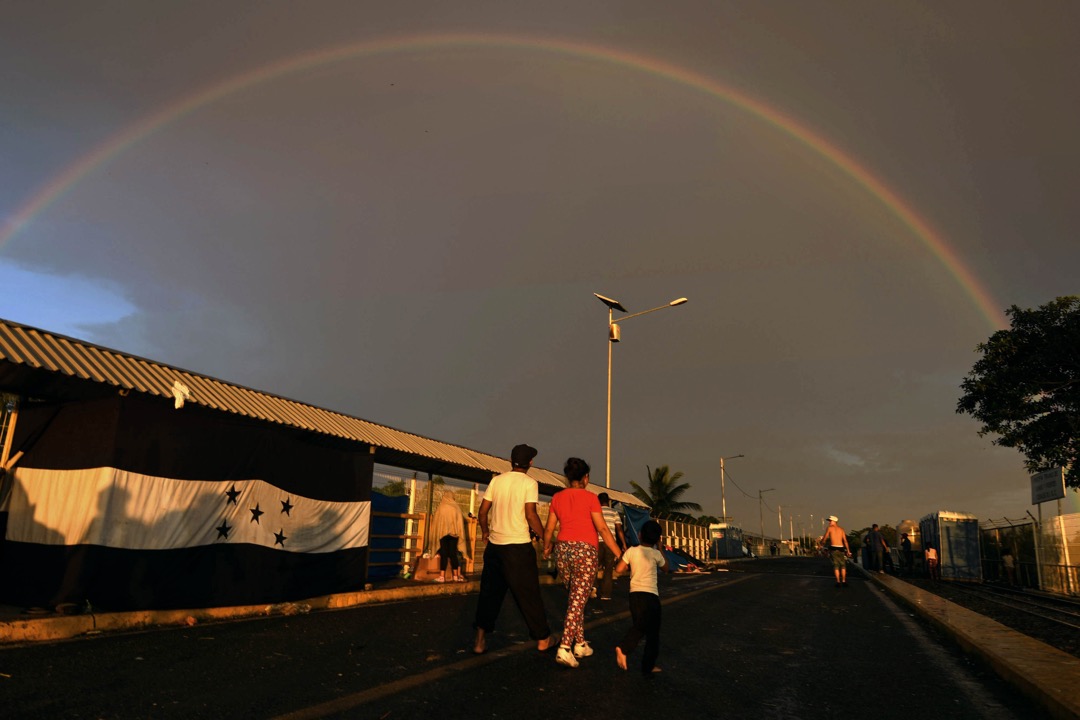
[374,479,408,497]
[957,296,1080,487]
[848,529,865,554]
[630,465,702,515]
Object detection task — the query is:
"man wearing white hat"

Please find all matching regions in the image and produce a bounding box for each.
[818,515,851,587]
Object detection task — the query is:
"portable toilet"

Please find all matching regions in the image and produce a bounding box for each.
[708,523,745,559]
[919,511,981,581]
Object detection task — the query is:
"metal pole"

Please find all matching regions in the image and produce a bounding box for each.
[1032,505,1041,595]
[0,395,19,469]
[1029,509,1043,591]
[1059,498,1074,594]
[605,306,613,489]
[720,456,727,522]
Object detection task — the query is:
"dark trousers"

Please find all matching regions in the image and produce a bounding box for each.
[438,535,460,572]
[619,591,661,674]
[598,544,616,598]
[474,542,550,640]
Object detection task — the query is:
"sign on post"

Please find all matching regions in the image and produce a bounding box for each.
[1031,467,1066,505]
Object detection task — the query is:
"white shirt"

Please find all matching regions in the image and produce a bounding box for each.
[482,470,538,545]
[622,545,666,595]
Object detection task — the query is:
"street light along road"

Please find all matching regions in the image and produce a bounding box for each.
[594,293,688,488]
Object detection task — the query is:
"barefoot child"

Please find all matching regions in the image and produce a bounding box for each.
[615,520,669,675]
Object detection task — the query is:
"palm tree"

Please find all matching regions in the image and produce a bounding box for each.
[630,465,703,515]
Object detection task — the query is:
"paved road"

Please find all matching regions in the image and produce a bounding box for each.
[1,558,1043,719]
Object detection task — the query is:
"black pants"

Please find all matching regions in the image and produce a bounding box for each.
[438,535,460,572]
[598,544,616,598]
[619,591,661,674]
[474,542,550,640]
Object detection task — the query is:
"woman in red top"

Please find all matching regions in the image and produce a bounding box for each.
[542,457,622,668]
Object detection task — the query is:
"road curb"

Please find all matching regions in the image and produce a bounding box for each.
[860,564,1080,720]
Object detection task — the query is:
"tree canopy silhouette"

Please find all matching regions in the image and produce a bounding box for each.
[957,296,1080,487]
[630,465,702,515]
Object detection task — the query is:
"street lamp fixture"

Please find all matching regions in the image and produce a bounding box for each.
[594,293,688,488]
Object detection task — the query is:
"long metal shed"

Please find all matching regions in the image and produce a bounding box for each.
[0,317,640,506]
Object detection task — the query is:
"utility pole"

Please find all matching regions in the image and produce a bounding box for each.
[719,454,743,523]
[758,488,774,556]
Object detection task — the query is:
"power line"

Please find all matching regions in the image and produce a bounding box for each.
[721,469,757,500]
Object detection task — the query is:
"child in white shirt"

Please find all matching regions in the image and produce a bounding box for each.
[614,520,669,675]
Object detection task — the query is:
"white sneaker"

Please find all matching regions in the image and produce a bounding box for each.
[573,641,594,658]
[555,646,579,668]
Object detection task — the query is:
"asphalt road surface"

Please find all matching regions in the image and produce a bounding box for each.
[1,558,1044,719]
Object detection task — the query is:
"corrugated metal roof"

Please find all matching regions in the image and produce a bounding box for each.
[0,318,643,506]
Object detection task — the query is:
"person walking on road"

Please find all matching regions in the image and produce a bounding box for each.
[819,515,852,587]
[865,523,887,573]
[542,458,622,668]
[473,444,559,655]
[615,519,669,675]
[596,492,626,600]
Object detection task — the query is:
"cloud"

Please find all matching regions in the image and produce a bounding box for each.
[0,260,136,337]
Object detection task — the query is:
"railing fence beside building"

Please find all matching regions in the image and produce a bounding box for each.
[980,514,1080,596]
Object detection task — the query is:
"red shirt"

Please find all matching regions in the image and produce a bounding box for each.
[550,488,602,546]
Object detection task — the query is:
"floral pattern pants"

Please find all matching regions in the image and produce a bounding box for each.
[555,540,598,646]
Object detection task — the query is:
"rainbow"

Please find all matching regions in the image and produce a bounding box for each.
[0,32,1008,329]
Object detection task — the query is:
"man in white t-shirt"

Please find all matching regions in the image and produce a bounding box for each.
[472,444,558,654]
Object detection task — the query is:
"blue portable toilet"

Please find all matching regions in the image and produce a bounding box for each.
[708,523,745,559]
[919,511,981,581]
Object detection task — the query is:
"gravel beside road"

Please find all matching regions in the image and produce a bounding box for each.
[899,576,1080,658]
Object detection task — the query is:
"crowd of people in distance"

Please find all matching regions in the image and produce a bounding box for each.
[818,517,942,582]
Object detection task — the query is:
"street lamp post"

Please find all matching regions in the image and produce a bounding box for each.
[758,488,775,556]
[594,293,688,489]
[719,454,744,523]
